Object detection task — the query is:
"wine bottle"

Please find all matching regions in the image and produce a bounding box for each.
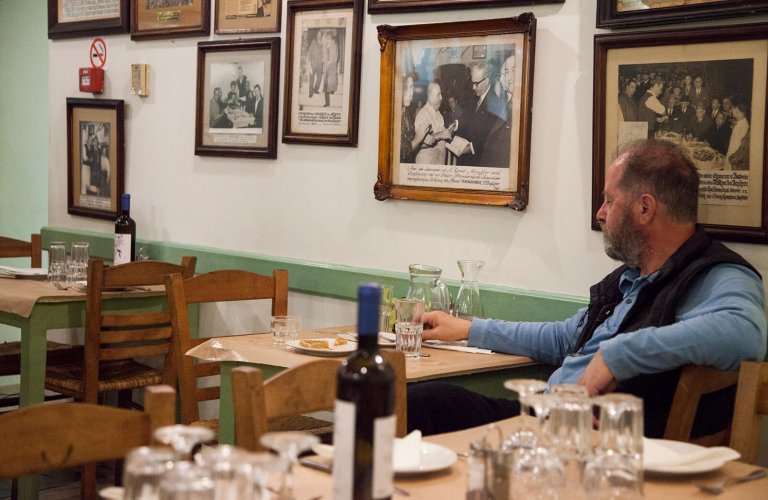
[114,193,136,265]
[333,283,396,500]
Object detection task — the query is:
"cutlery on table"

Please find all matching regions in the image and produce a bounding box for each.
[695,468,767,494]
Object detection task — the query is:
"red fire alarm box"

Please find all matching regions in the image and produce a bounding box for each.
[79,67,104,93]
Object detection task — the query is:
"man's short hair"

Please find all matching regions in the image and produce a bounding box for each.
[617,140,699,224]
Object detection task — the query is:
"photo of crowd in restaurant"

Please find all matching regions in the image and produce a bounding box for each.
[79,121,111,198]
[208,62,265,131]
[617,59,753,171]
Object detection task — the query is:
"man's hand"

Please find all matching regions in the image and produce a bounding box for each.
[577,350,617,397]
[422,311,471,341]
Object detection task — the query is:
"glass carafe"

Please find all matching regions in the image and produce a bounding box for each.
[453,260,485,319]
[407,264,452,312]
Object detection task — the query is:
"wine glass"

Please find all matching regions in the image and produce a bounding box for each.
[123,446,175,500]
[501,379,548,450]
[259,431,319,499]
[157,460,215,500]
[154,425,215,462]
[195,444,254,499]
[247,452,289,500]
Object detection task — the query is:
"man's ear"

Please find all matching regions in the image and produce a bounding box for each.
[638,194,656,220]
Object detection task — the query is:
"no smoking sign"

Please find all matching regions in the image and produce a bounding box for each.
[90,38,107,69]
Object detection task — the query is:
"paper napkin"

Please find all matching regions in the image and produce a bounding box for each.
[393,430,422,470]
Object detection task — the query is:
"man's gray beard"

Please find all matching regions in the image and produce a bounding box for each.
[601,210,647,269]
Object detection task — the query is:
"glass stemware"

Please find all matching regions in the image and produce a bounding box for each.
[453,260,485,319]
[195,445,254,499]
[157,460,215,500]
[501,379,549,450]
[259,431,319,500]
[123,446,175,500]
[154,425,215,462]
[247,452,288,500]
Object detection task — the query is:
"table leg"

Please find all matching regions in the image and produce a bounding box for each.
[18,315,47,500]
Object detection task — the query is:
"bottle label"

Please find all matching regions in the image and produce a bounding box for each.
[332,399,355,500]
[114,234,132,265]
[373,414,395,498]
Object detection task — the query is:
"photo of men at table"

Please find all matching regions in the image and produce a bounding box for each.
[79,121,111,199]
[208,62,265,131]
[398,43,517,169]
[616,59,753,170]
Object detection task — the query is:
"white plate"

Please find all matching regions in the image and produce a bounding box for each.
[99,486,124,500]
[643,439,738,475]
[286,338,356,357]
[395,442,457,475]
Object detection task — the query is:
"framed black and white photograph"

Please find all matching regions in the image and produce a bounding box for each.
[597,0,768,29]
[215,0,281,34]
[375,14,536,209]
[67,98,124,220]
[593,23,768,243]
[48,0,130,39]
[195,38,281,159]
[282,0,363,146]
[368,0,562,14]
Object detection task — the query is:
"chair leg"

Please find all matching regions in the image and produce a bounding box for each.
[114,458,124,486]
[81,462,97,500]
[118,389,133,409]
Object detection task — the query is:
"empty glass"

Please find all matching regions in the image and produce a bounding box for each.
[548,394,593,498]
[154,425,215,462]
[195,445,254,499]
[48,241,67,282]
[123,446,175,500]
[501,379,549,450]
[68,241,89,284]
[453,260,485,319]
[379,284,395,334]
[158,461,215,500]
[511,446,566,500]
[271,315,300,350]
[394,298,425,360]
[259,431,319,500]
[248,452,288,499]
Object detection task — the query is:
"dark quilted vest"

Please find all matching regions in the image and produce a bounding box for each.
[573,227,759,438]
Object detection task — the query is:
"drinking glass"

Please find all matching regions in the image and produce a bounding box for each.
[379,284,394,334]
[259,431,319,500]
[48,241,67,282]
[584,394,644,499]
[247,452,288,500]
[158,460,215,500]
[453,260,485,319]
[511,446,565,500]
[394,298,425,360]
[501,378,548,450]
[137,246,151,261]
[68,241,89,284]
[154,425,215,462]
[548,394,593,498]
[123,446,175,500]
[271,315,300,350]
[195,445,254,499]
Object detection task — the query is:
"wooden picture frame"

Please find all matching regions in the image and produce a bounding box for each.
[214,0,281,34]
[48,0,129,39]
[67,98,124,220]
[597,0,768,29]
[282,0,363,147]
[368,0,562,14]
[593,23,768,243]
[195,38,281,159]
[131,0,210,40]
[375,14,536,210]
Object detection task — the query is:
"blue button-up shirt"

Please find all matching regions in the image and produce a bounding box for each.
[468,263,766,386]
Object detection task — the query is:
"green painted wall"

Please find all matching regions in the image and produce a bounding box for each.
[0,0,49,349]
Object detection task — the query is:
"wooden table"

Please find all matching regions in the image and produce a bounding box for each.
[288,416,768,499]
[187,325,544,444]
[0,277,167,500]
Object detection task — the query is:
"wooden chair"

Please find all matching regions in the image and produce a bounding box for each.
[0,233,81,378]
[232,350,407,452]
[164,269,289,435]
[729,360,768,464]
[44,257,196,405]
[0,385,175,500]
[663,364,740,446]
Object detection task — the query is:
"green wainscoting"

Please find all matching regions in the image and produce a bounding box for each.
[42,226,588,323]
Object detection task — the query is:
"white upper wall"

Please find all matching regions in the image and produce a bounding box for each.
[47,1,768,298]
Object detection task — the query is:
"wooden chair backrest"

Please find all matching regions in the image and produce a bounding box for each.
[83,257,197,403]
[232,350,407,452]
[0,385,175,480]
[0,233,42,267]
[663,364,739,446]
[165,269,289,425]
[729,360,768,464]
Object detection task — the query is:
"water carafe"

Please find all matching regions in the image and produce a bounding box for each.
[406,264,452,312]
[453,260,485,319]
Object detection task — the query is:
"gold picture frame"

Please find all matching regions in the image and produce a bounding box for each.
[131,0,210,40]
[214,0,282,34]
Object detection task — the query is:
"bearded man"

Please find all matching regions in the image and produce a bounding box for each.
[406,139,766,438]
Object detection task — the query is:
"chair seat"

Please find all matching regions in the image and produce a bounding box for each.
[0,341,83,377]
[45,359,163,395]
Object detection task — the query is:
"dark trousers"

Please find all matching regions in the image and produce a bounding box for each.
[407,382,521,436]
